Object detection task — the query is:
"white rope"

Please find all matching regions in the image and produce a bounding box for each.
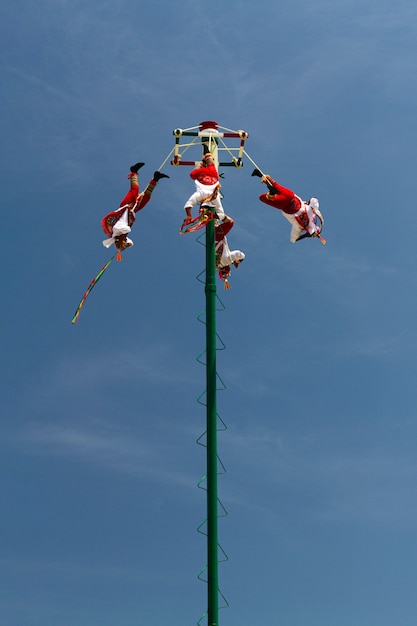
[157,147,175,172]
[242,149,265,176]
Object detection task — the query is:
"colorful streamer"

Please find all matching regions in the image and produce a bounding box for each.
[179,208,217,235]
[71,255,115,324]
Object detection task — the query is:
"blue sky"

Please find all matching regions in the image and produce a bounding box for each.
[2,0,417,624]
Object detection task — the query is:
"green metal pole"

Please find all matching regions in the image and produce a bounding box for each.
[205,215,218,626]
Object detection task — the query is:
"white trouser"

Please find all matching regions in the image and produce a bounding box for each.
[184,183,225,219]
[282,213,303,243]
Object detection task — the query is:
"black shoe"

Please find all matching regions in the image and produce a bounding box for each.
[251,168,263,178]
[153,171,170,182]
[295,233,311,242]
[130,162,145,173]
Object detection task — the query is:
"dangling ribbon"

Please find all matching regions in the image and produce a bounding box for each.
[71,255,115,324]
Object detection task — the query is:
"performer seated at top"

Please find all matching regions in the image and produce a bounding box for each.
[182,150,225,230]
[215,215,245,288]
[101,163,169,251]
[252,169,324,243]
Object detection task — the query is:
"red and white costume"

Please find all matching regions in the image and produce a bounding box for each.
[184,160,225,219]
[101,172,157,249]
[259,177,322,243]
[215,217,245,286]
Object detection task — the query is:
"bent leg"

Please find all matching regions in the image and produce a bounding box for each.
[134,179,156,213]
[119,172,139,207]
[259,193,293,213]
[282,213,302,243]
[202,195,225,220]
[184,188,210,210]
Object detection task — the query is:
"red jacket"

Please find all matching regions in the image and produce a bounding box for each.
[190,163,219,186]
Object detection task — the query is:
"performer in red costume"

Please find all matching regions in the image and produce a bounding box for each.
[215,215,245,288]
[252,168,324,243]
[102,163,169,251]
[182,152,225,230]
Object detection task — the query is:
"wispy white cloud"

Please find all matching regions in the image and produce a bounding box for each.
[344,332,411,358]
[18,420,197,491]
[321,252,397,278]
[26,341,195,405]
[310,452,417,526]
[221,423,417,527]
[0,551,184,593]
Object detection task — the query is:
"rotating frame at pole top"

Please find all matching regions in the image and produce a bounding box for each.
[170,120,249,168]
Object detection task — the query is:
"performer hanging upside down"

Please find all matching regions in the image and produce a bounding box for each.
[101,163,169,251]
[182,152,225,230]
[215,215,245,289]
[251,169,324,243]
